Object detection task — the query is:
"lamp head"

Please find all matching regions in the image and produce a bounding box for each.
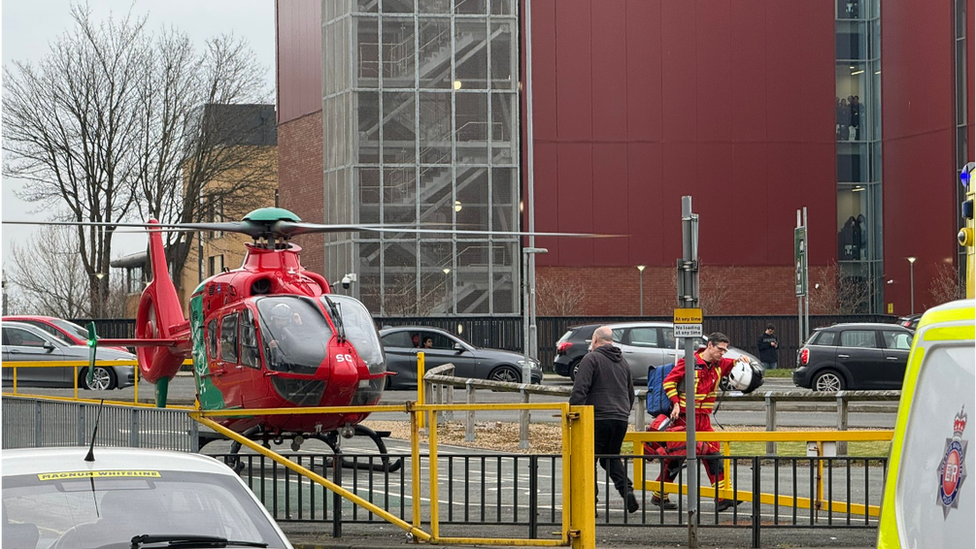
[907,256,917,264]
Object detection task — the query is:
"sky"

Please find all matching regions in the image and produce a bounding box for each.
[1,0,277,271]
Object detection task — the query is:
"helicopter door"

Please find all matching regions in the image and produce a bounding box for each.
[210,311,252,408]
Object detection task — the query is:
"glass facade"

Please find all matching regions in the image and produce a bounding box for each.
[835,0,883,312]
[324,0,520,316]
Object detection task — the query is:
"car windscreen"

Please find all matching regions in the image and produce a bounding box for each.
[2,470,289,549]
[256,296,331,374]
[50,319,89,341]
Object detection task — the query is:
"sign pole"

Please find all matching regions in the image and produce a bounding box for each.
[803,207,810,343]
[677,196,700,548]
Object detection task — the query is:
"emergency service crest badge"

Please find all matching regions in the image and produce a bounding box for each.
[937,406,968,518]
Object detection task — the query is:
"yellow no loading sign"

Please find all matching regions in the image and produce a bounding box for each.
[673,308,703,337]
[673,308,703,324]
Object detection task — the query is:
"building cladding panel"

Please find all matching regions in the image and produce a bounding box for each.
[524,0,838,280]
[276,0,324,124]
[881,0,972,314]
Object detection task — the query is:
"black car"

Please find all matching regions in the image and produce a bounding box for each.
[793,323,914,391]
[379,326,543,389]
[896,313,923,331]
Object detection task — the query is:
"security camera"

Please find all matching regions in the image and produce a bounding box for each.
[339,273,357,290]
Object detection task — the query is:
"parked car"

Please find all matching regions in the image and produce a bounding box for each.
[1,321,136,390]
[2,315,129,352]
[553,321,762,383]
[2,446,293,549]
[896,313,923,331]
[379,326,543,388]
[792,322,913,391]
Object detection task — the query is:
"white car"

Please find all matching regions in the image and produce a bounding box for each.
[2,446,293,549]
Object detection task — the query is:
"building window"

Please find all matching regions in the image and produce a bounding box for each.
[209,255,224,277]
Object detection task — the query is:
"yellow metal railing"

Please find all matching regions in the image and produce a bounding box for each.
[191,402,594,548]
[1,359,193,405]
[626,430,892,518]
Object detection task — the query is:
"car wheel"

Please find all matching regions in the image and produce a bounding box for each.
[488,365,521,384]
[812,370,844,392]
[80,367,117,391]
[570,359,582,381]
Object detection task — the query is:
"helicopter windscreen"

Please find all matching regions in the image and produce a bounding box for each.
[320,295,386,376]
[256,296,331,374]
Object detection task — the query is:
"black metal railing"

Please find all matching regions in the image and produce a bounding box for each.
[75,313,895,371]
[207,451,887,547]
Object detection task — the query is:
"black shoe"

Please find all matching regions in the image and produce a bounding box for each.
[651,495,677,510]
[715,498,744,512]
[625,491,639,513]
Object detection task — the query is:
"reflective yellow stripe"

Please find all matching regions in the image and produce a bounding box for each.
[924,325,976,342]
[915,304,975,331]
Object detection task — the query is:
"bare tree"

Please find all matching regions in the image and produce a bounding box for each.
[134,32,274,291]
[929,262,965,306]
[8,228,93,318]
[807,261,873,314]
[537,273,585,315]
[3,5,146,314]
[3,4,273,311]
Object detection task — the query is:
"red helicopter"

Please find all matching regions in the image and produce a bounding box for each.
[7,208,603,462]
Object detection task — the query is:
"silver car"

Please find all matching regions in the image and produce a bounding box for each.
[589,321,761,383]
[2,446,293,549]
[1,321,135,390]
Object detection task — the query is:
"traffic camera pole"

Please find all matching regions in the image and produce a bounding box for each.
[678,196,700,547]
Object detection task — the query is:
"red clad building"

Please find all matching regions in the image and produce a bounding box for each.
[275,0,973,317]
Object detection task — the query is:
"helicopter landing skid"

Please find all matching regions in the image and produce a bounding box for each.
[203,425,403,474]
[315,425,404,473]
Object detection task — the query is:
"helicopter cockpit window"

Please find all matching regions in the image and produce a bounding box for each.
[206,319,218,360]
[240,309,260,368]
[256,297,331,374]
[319,295,386,376]
[219,314,239,363]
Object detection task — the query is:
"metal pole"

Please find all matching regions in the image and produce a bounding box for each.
[522,249,531,384]
[803,207,810,342]
[907,257,916,314]
[797,210,803,350]
[525,0,538,361]
[680,196,699,548]
[638,265,646,316]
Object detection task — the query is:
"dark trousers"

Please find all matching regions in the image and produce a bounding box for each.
[594,419,633,499]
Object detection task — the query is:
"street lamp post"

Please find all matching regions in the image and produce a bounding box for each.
[637,265,646,316]
[521,247,548,384]
[907,257,916,314]
[94,272,105,318]
[443,268,452,314]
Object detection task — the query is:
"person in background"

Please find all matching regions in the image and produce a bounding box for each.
[757,324,779,371]
[570,326,639,514]
[423,336,434,349]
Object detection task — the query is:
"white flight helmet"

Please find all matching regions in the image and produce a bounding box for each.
[725,361,764,393]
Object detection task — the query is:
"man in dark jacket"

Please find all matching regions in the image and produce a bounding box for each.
[756,324,779,370]
[570,326,639,514]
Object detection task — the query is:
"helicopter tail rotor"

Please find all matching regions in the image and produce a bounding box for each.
[134,221,191,396]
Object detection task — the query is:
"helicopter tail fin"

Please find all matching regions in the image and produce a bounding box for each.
[134,221,191,387]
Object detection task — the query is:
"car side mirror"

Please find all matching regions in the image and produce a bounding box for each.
[43,343,56,352]
[453,343,465,354]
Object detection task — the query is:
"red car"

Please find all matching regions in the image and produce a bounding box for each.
[1,316,129,353]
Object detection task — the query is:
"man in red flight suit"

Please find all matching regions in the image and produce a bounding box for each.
[651,332,747,512]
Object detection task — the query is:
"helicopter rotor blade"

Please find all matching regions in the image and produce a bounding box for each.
[273,221,619,239]
[2,219,257,235]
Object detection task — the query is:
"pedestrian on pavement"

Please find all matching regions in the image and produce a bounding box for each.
[757,324,779,371]
[651,332,748,512]
[570,326,640,514]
